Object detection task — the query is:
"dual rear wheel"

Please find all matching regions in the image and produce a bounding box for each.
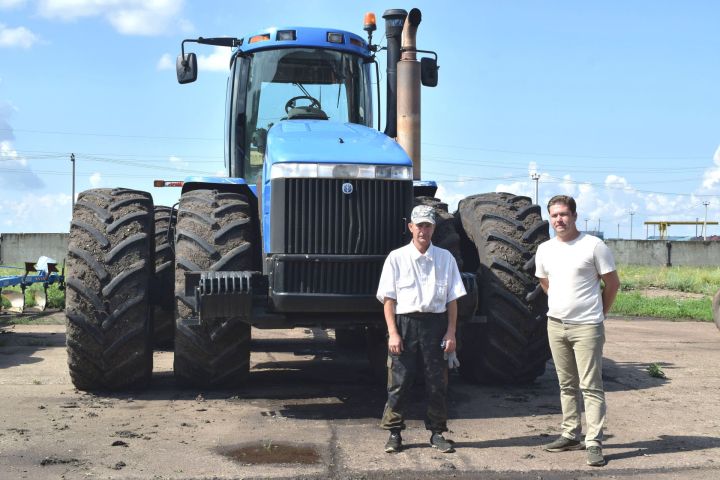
[66,188,258,391]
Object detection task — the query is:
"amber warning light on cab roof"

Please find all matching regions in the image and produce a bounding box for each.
[364,12,377,32]
[364,12,376,44]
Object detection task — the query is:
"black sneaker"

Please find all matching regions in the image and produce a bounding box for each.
[430,432,455,453]
[543,435,584,452]
[384,431,402,453]
[586,445,605,466]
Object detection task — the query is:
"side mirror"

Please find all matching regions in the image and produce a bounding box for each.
[176,52,198,84]
[420,57,438,87]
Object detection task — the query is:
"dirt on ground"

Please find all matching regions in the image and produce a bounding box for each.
[635,288,707,300]
[0,312,719,480]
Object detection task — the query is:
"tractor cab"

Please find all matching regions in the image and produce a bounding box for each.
[177,28,376,183]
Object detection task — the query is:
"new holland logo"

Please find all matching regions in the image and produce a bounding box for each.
[341,182,353,194]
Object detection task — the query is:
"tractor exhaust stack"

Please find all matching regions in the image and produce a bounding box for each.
[382,9,407,139]
[397,8,422,180]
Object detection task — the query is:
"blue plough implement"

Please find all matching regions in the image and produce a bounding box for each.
[0,256,65,313]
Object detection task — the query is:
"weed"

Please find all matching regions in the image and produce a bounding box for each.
[647,363,666,379]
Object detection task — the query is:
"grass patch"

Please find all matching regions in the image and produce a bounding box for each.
[617,265,720,296]
[612,291,712,321]
[611,265,720,321]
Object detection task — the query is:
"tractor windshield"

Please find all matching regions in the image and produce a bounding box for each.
[231,47,374,182]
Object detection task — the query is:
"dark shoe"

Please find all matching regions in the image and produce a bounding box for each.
[384,431,402,453]
[430,432,455,453]
[586,445,605,466]
[543,435,584,452]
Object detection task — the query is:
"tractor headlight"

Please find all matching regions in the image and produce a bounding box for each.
[270,163,411,180]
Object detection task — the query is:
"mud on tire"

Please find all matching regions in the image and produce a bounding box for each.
[65,188,154,391]
[456,192,550,384]
[174,189,256,388]
[151,205,176,348]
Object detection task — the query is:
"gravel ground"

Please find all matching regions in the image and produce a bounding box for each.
[0,313,719,479]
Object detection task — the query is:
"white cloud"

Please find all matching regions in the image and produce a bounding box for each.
[528,161,538,176]
[1,192,72,232]
[0,0,27,8]
[169,155,187,167]
[0,140,45,190]
[157,53,173,70]
[701,145,720,190]
[89,172,102,187]
[604,174,634,192]
[434,184,465,212]
[161,47,233,73]
[37,0,193,36]
[0,23,39,48]
[177,17,193,33]
[495,179,532,199]
[159,49,231,73]
[198,46,231,72]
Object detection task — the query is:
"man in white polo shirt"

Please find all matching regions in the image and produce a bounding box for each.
[377,204,466,454]
[535,195,620,467]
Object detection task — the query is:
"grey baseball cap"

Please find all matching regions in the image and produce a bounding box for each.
[411,205,436,225]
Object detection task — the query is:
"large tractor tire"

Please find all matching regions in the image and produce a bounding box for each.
[65,188,154,391]
[173,189,256,388]
[151,206,176,348]
[456,192,550,384]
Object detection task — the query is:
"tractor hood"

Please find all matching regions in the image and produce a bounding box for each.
[264,120,411,168]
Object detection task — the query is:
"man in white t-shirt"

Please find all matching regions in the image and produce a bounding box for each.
[535,195,620,467]
[376,204,466,454]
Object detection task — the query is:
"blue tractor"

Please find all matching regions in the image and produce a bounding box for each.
[65,8,550,391]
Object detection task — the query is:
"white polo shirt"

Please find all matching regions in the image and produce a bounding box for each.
[376,241,466,314]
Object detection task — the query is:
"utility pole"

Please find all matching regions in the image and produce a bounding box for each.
[629,211,635,239]
[597,218,601,232]
[617,223,620,239]
[703,201,710,240]
[531,173,540,205]
[71,153,76,206]
[584,218,588,232]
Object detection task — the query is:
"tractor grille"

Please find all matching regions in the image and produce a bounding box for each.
[270,178,412,255]
[274,256,385,295]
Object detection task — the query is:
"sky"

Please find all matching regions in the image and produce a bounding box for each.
[1,0,718,239]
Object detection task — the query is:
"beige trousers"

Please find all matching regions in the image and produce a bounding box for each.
[547,318,606,447]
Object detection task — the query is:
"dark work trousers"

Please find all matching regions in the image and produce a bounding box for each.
[380,312,449,433]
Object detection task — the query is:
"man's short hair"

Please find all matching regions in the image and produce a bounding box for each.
[547,195,577,214]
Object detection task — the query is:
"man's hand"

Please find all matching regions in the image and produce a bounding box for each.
[442,332,456,353]
[388,332,403,355]
[384,298,402,354]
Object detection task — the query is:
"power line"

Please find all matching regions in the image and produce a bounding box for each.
[422,142,710,160]
[2,127,712,162]
[0,127,219,142]
[9,149,222,162]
